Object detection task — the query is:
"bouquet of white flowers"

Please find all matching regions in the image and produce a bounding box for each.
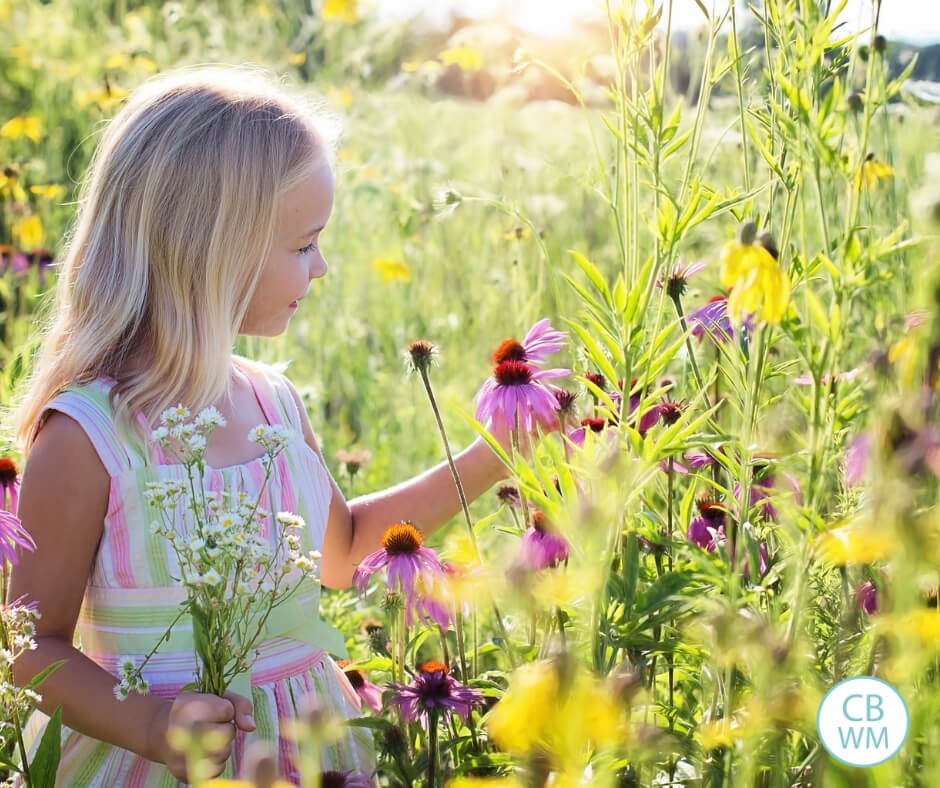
[117,405,323,699]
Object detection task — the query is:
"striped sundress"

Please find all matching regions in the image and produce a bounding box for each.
[19,358,376,786]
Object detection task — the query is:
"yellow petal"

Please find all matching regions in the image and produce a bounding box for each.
[372,257,411,282]
[440,45,484,72]
[30,184,67,200]
[815,525,894,566]
[12,214,43,249]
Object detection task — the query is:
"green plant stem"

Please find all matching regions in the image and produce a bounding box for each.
[1,565,33,788]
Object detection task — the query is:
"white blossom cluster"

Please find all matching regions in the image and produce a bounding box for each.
[113,656,149,700]
[0,602,42,751]
[151,405,228,464]
[118,406,320,699]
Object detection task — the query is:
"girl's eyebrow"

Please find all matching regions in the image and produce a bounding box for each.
[294,223,326,240]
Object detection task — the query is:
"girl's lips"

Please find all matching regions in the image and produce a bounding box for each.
[289,301,298,309]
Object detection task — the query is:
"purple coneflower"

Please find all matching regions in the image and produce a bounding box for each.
[337,661,385,714]
[475,360,568,433]
[793,368,862,386]
[659,258,708,300]
[568,416,609,447]
[735,466,802,521]
[0,458,20,513]
[491,318,567,367]
[856,580,878,615]
[318,770,374,788]
[1,510,35,566]
[352,522,446,607]
[389,660,482,725]
[519,511,569,570]
[845,432,871,487]
[687,498,725,551]
[626,379,662,436]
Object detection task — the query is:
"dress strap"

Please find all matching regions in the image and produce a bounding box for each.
[238,359,303,433]
[32,380,150,476]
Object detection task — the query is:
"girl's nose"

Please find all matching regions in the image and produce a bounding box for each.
[310,253,328,280]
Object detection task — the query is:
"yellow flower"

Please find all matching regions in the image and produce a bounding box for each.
[322,0,359,23]
[0,115,42,143]
[287,51,307,66]
[486,660,624,770]
[372,258,411,282]
[77,84,130,111]
[30,184,67,200]
[0,169,28,203]
[503,225,532,241]
[104,53,131,70]
[719,221,790,324]
[326,86,354,109]
[815,524,894,566]
[856,153,894,190]
[12,214,43,250]
[440,45,484,72]
[898,609,940,645]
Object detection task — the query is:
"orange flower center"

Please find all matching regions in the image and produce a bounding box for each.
[492,339,526,364]
[381,522,423,555]
[418,659,448,675]
[0,457,18,484]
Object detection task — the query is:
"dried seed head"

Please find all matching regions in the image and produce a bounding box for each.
[847,92,864,114]
[873,34,886,54]
[406,340,437,375]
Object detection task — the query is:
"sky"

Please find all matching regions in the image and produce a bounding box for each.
[374,0,940,45]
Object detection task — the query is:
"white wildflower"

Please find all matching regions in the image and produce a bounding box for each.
[201,569,222,586]
[194,406,226,432]
[276,512,306,529]
[113,682,130,701]
[159,405,190,427]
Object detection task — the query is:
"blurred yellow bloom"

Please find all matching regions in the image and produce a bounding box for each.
[252,1,273,19]
[503,225,532,241]
[531,567,601,608]
[898,609,940,645]
[372,258,411,282]
[105,53,131,70]
[815,524,894,566]
[30,184,67,200]
[287,51,307,66]
[719,225,790,324]
[401,60,423,72]
[0,170,28,203]
[337,148,361,164]
[77,84,130,111]
[327,86,354,108]
[1,115,42,143]
[323,0,359,23]
[12,214,43,249]
[856,153,894,190]
[486,660,624,770]
[440,45,484,72]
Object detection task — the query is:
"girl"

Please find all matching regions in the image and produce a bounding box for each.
[6,65,515,785]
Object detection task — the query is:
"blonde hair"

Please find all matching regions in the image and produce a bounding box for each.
[10,64,339,457]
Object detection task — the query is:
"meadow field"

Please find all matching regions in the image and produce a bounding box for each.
[2,0,940,785]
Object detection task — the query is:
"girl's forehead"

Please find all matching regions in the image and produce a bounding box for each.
[279,164,334,237]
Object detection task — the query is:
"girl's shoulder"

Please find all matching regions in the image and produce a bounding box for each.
[233,355,305,428]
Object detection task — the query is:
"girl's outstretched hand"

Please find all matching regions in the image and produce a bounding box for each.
[149,690,255,781]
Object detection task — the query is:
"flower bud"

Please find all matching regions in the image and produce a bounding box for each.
[873,34,886,54]
[847,92,864,114]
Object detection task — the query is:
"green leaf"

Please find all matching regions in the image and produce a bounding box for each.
[190,605,211,668]
[25,659,67,692]
[569,250,613,310]
[29,706,62,788]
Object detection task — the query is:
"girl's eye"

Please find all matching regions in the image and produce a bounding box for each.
[297,240,317,255]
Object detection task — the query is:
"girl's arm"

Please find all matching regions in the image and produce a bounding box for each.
[9,413,253,779]
[286,383,510,590]
[8,412,171,761]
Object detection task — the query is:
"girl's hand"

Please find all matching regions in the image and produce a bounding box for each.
[149,690,255,780]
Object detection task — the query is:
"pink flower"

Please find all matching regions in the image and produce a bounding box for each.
[352,522,446,610]
[845,432,871,486]
[0,458,20,514]
[490,318,567,368]
[0,510,35,566]
[568,417,609,447]
[856,580,878,615]
[793,368,861,386]
[388,660,482,725]
[658,259,708,299]
[475,360,568,433]
[518,512,569,570]
[338,662,385,714]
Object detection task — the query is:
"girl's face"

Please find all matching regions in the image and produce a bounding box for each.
[239,161,334,336]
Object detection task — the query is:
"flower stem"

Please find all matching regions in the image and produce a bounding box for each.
[1,564,33,788]
[427,710,439,788]
[417,368,478,554]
